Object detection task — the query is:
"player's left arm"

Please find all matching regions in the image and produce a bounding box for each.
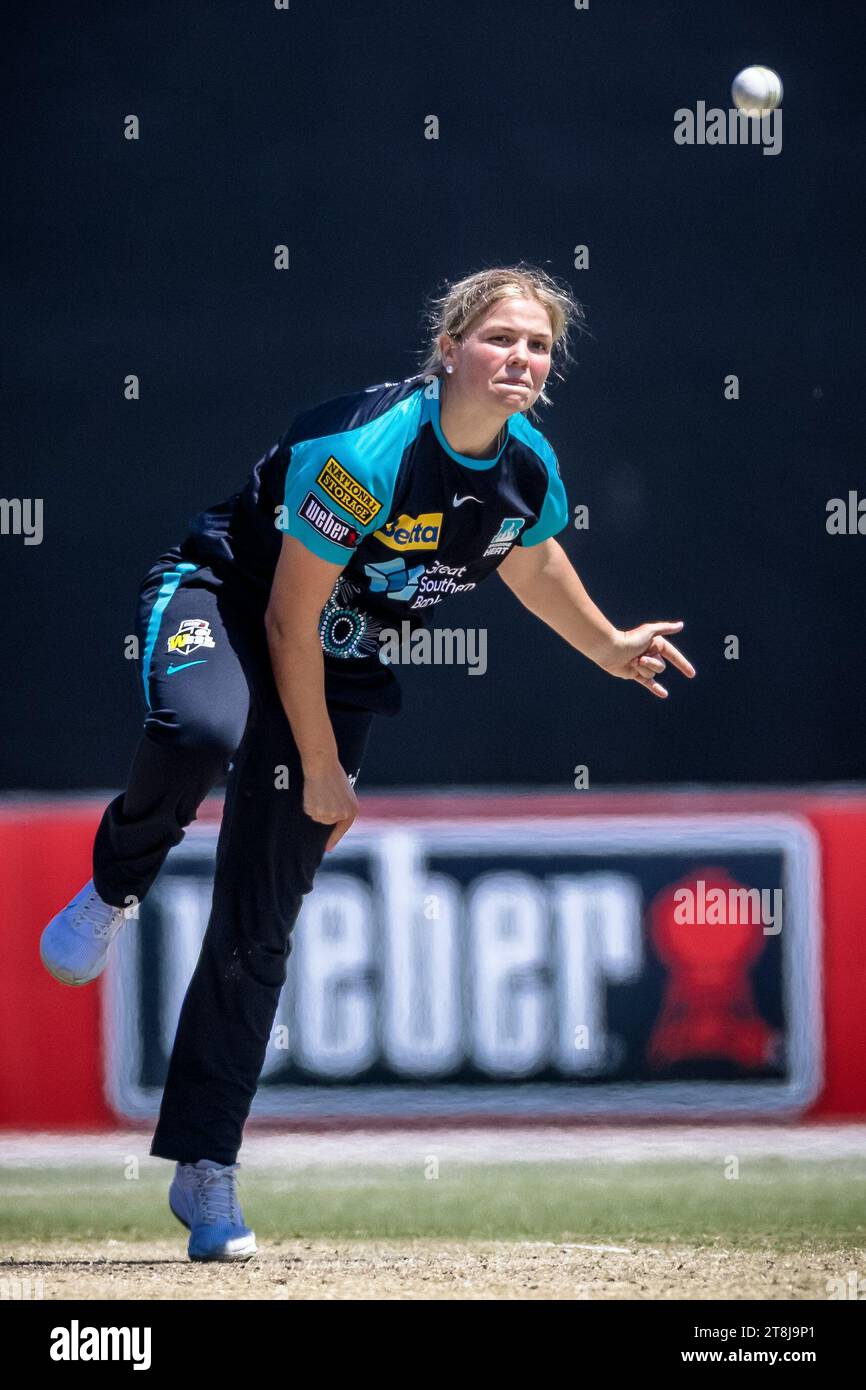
[497,540,696,701]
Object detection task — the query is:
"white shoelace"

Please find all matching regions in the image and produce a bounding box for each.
[193,1164,242,1224]
[74,891,126,940]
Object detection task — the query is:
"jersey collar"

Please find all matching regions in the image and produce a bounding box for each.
[424,388,512,470]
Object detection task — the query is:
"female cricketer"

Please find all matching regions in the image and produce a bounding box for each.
[39,264,695,1261]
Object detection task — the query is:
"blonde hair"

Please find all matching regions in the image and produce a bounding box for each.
[415,262,586,415]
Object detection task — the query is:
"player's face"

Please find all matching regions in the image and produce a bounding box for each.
[455,298,553,413]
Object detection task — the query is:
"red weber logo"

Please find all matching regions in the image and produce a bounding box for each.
[299,491,360,549]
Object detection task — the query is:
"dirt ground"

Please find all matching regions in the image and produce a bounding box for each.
[4,1239,858,1300]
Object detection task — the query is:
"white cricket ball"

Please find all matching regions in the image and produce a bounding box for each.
[731,65,783,117]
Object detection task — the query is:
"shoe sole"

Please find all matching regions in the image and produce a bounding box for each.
[39,942,93,987]
[169,1188,257,1262]
[188,1239,257,1262]
[39,934,104,987]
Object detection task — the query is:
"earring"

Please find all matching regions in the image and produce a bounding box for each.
[445,364,454,374]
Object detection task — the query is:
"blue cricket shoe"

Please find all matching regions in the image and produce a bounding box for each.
[40,879,131,986]
[169,1160,258,1262]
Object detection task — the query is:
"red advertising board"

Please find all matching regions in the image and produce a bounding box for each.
[1,789,864,1128]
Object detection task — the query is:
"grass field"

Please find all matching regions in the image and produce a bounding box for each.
[2,1130,864,1299]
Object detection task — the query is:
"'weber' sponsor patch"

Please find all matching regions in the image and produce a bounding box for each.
[298,491,360,549]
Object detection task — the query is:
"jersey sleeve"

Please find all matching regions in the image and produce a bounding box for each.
[519,447,569,547]
[279,435,399,564]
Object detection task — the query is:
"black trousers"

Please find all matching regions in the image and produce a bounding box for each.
[92,547,378,1166]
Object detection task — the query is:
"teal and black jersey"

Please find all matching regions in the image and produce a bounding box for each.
[181,373,568,661]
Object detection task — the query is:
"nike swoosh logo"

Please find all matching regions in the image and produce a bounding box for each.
[453,493,483,507]
[166,661,207,675]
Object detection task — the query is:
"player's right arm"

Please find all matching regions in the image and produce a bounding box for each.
[264,426,398,849]
[264,533,357,851]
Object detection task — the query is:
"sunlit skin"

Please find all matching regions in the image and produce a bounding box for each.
[438,297,554,456]
[437,294,696,699]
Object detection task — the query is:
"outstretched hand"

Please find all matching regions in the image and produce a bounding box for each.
[598,621,696,698]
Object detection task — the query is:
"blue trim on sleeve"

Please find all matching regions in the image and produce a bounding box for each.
[141,563,198,710]
[281,391,424,562]
[509,415,569,546]
[521,464,568,546]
